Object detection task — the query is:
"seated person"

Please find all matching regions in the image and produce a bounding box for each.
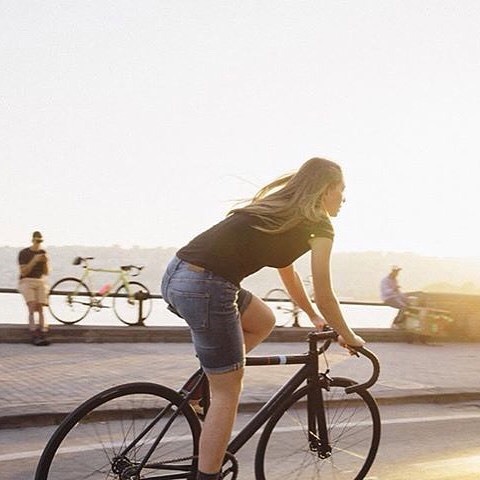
[380,266,410,327]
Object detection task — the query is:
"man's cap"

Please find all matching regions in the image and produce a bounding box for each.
[32,231,44,241]
[391,265,401,272]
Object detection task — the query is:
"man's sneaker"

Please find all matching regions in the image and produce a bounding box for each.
[32,330,50,346]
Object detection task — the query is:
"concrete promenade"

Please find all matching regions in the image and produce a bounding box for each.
[1,325,479,429]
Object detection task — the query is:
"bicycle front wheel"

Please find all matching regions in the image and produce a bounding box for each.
[113,281,152,325]
[48,278,92,324]
[35,382,201,480]
[255,377,381,480]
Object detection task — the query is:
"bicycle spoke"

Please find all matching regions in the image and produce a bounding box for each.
[256,379,380,480]
[113,281,152,325]
[35,384,200,480]
[48,278,91,324]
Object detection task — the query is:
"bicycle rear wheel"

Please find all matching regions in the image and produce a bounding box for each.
[35,382,201,480]
[113,281,152,325]
[264,288,296,327]
[255,377,381,480]
[48,278,92,324]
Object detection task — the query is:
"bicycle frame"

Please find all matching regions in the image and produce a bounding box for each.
[78,267,129,298]
[229,333,379,458]
[118,331,379,473]
[228,332,333,457]
[73,259,139,302]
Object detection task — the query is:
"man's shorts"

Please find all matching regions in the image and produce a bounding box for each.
[18,278,50,305]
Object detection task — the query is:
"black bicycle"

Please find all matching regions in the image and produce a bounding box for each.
[35,330,381,480]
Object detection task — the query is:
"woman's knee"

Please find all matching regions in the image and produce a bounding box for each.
[241,295,276,334]
[208,368,244,398]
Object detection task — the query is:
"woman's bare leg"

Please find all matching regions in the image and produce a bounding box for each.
[241,294,276,353]
[197,295,275,475]
[199,368,244,474]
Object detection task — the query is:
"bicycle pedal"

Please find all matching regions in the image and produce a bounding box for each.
[189,400,205,420]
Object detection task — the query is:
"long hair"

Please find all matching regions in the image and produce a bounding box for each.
[229,157,343,233]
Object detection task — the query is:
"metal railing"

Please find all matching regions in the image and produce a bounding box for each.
[0,287,387,328]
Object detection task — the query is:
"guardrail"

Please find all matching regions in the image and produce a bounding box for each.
[0,287,387,327]
[1,287,157,326]
[0,287,386,305]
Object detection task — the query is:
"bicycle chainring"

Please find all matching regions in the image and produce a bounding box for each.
[221,451,239,480]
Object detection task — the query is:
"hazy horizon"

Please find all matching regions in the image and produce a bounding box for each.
[3,245,480,300]
[3,242,480,262]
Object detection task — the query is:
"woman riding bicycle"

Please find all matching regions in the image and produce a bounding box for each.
[161,157,365,480]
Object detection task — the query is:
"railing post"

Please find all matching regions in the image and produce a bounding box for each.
[292,305,301,327]
[134,290,150,326]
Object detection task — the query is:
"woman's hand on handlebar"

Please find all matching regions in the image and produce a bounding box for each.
[338,333,366,355]
[310,313,327,331]
[309,319,366,354]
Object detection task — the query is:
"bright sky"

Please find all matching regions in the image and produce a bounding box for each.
[2,1,479,257]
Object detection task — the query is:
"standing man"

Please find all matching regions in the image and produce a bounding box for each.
[380,265,410,327]
[18,231,51,346]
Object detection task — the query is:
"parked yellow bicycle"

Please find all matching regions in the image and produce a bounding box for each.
[48,256,152,326]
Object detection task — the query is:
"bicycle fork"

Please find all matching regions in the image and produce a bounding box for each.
[306,340,332,459]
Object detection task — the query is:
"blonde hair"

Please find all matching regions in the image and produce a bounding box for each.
[230,157,343,233]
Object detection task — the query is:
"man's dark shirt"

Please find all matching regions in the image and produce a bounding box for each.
[18,248,46,279]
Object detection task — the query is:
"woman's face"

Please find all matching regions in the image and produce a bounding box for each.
[322,181,346,217]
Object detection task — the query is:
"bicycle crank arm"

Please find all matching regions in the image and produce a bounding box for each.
[91,300,111,309]
[70,301,93,307]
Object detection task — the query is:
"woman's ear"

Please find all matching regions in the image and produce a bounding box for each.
[323,184,333,200]
[315,192,326,209]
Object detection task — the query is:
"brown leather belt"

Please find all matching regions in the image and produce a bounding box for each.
[186,263,206,273]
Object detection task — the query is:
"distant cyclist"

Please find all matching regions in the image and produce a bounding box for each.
[18,231,51,346]
[161,158,365,480]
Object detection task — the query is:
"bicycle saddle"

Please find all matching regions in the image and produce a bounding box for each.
[72,256,94,265]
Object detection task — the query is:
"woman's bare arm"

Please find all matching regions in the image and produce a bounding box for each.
[309,237,364,347]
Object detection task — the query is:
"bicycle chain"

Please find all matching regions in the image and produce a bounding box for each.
[147,455,197,466]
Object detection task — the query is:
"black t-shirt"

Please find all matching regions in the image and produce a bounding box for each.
[177,212,334,286]
[18,248,47,279]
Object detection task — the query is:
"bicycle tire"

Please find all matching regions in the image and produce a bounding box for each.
[48,277,92,325]
[113,281,153,325]
[255,377,381,480]
[35,382,202,480]
[264,288,296,327]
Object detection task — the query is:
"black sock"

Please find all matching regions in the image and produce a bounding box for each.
[197,471,221,480]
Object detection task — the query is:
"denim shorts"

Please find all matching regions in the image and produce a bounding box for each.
[161,256,252,374]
